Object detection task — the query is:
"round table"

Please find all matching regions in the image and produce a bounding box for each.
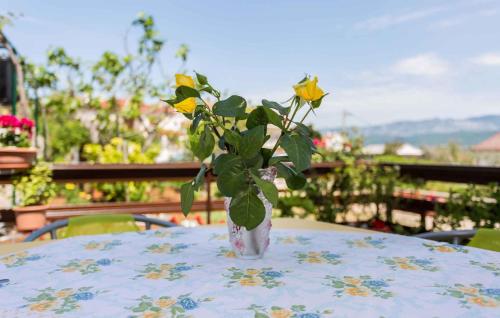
[0,224,498,317]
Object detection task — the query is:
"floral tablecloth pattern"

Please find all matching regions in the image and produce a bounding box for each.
[0,227,499,317]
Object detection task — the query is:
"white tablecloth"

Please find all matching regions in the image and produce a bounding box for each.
[0,226,499,317]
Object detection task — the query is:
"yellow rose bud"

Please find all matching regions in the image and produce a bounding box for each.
[175,74,195,88]
[174,97,196,113]
[293,76,324,102]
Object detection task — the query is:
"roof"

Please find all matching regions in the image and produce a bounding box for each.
[472,132,500,152]
[363,144,385,155]
[396,143,424,156]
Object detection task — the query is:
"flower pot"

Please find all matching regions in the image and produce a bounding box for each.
[225,167,277,259]
[13,205,48,232]
[0,147,37,169]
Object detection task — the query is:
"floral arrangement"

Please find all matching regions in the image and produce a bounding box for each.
[13,162,56,207]
[0,114,34,147]
[164,73,327,230]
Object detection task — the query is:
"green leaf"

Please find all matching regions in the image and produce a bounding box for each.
[243,153,263,169]
[280,133,312,171]
[268,156,289,166]
[193,164,207,190]
[262,99,290,115]
[213,95,247,117]
[195,72,208,85]
[293,122,311,137]
[189,125,215,160]
[274,162,306,190]
[214,154,249,197]
[262,108,283,128]
[311,93,328,109]
[261,148,273,167]
[251,172,279,207]
[238,126,266,159]
[229,189,266,230]
[175,85,200,100]
[190,114,203,134]
[223,129,241,147]
[180,182,194,216]
[246,107,268,129]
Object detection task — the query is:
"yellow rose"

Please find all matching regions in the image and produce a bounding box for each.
[145,272,162,280]
[270,309,293,318]
[293,76,324,102]
[225,251,236,258]
[346,287,369,297]
[156,298,176,308]
[174,97,196,113]
[175,74,195,88]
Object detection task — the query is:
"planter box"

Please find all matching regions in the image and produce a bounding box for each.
[0,147,37,169]
[13,205,48,232]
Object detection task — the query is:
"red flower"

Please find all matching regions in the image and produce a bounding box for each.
[20,118,34,130]
[0,115,20,128]
[313,137,325,148]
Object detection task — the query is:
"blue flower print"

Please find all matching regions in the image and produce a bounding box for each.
[72,292,94,301]
[263,271,283,278]
[299,313,320,318]
[363,280,388,288]
[25,255,41,261]
[414,259,433,266]
[179,297,198,310]
[482,288,500,296]
[96,259,112,266]
[173,265,192,272]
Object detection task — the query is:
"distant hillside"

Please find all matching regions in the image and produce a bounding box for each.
[324,115,500,146]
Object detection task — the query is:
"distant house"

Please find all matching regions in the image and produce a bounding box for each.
[471,132,500,165]
[396,143,424,157]
[472,132,500,152]
[362,143,423,157]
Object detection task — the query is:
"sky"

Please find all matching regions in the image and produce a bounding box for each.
[1,0,500,129]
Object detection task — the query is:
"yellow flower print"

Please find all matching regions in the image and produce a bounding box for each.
[282,237,296,244]
[346,287,369,297]
[246,269,260,275]
[240,277,262,287]
[355,241,369,248]
[175,74,195,88]
[436,246,454,253]
[270,308,293,318]
[459,287,478,295]
[174,97,196,113]
[62,267,77,273]
[145,272,162,280]
[307,257,322,264]
[345,278,361,286]
[308,252,321,257]
[156,298,176,308]
[224,251,236,258]
[84,242,99,250]
[468,297,497,307]
[398,263,417,270]
[160,264,173,270]
[293,76,324,102]
[56,289,73,298]
[30,301,55,312]
[142,311,164,318]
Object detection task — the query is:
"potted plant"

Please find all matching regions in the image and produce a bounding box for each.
[12,162,56,231]
[0,114,37,168]
[165,72,327,258]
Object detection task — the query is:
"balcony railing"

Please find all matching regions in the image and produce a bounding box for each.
[1,162,499,227]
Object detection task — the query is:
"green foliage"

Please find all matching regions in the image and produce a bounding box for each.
[172,73,325,229]
[435,183,500,229]
[13,162,56,206]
